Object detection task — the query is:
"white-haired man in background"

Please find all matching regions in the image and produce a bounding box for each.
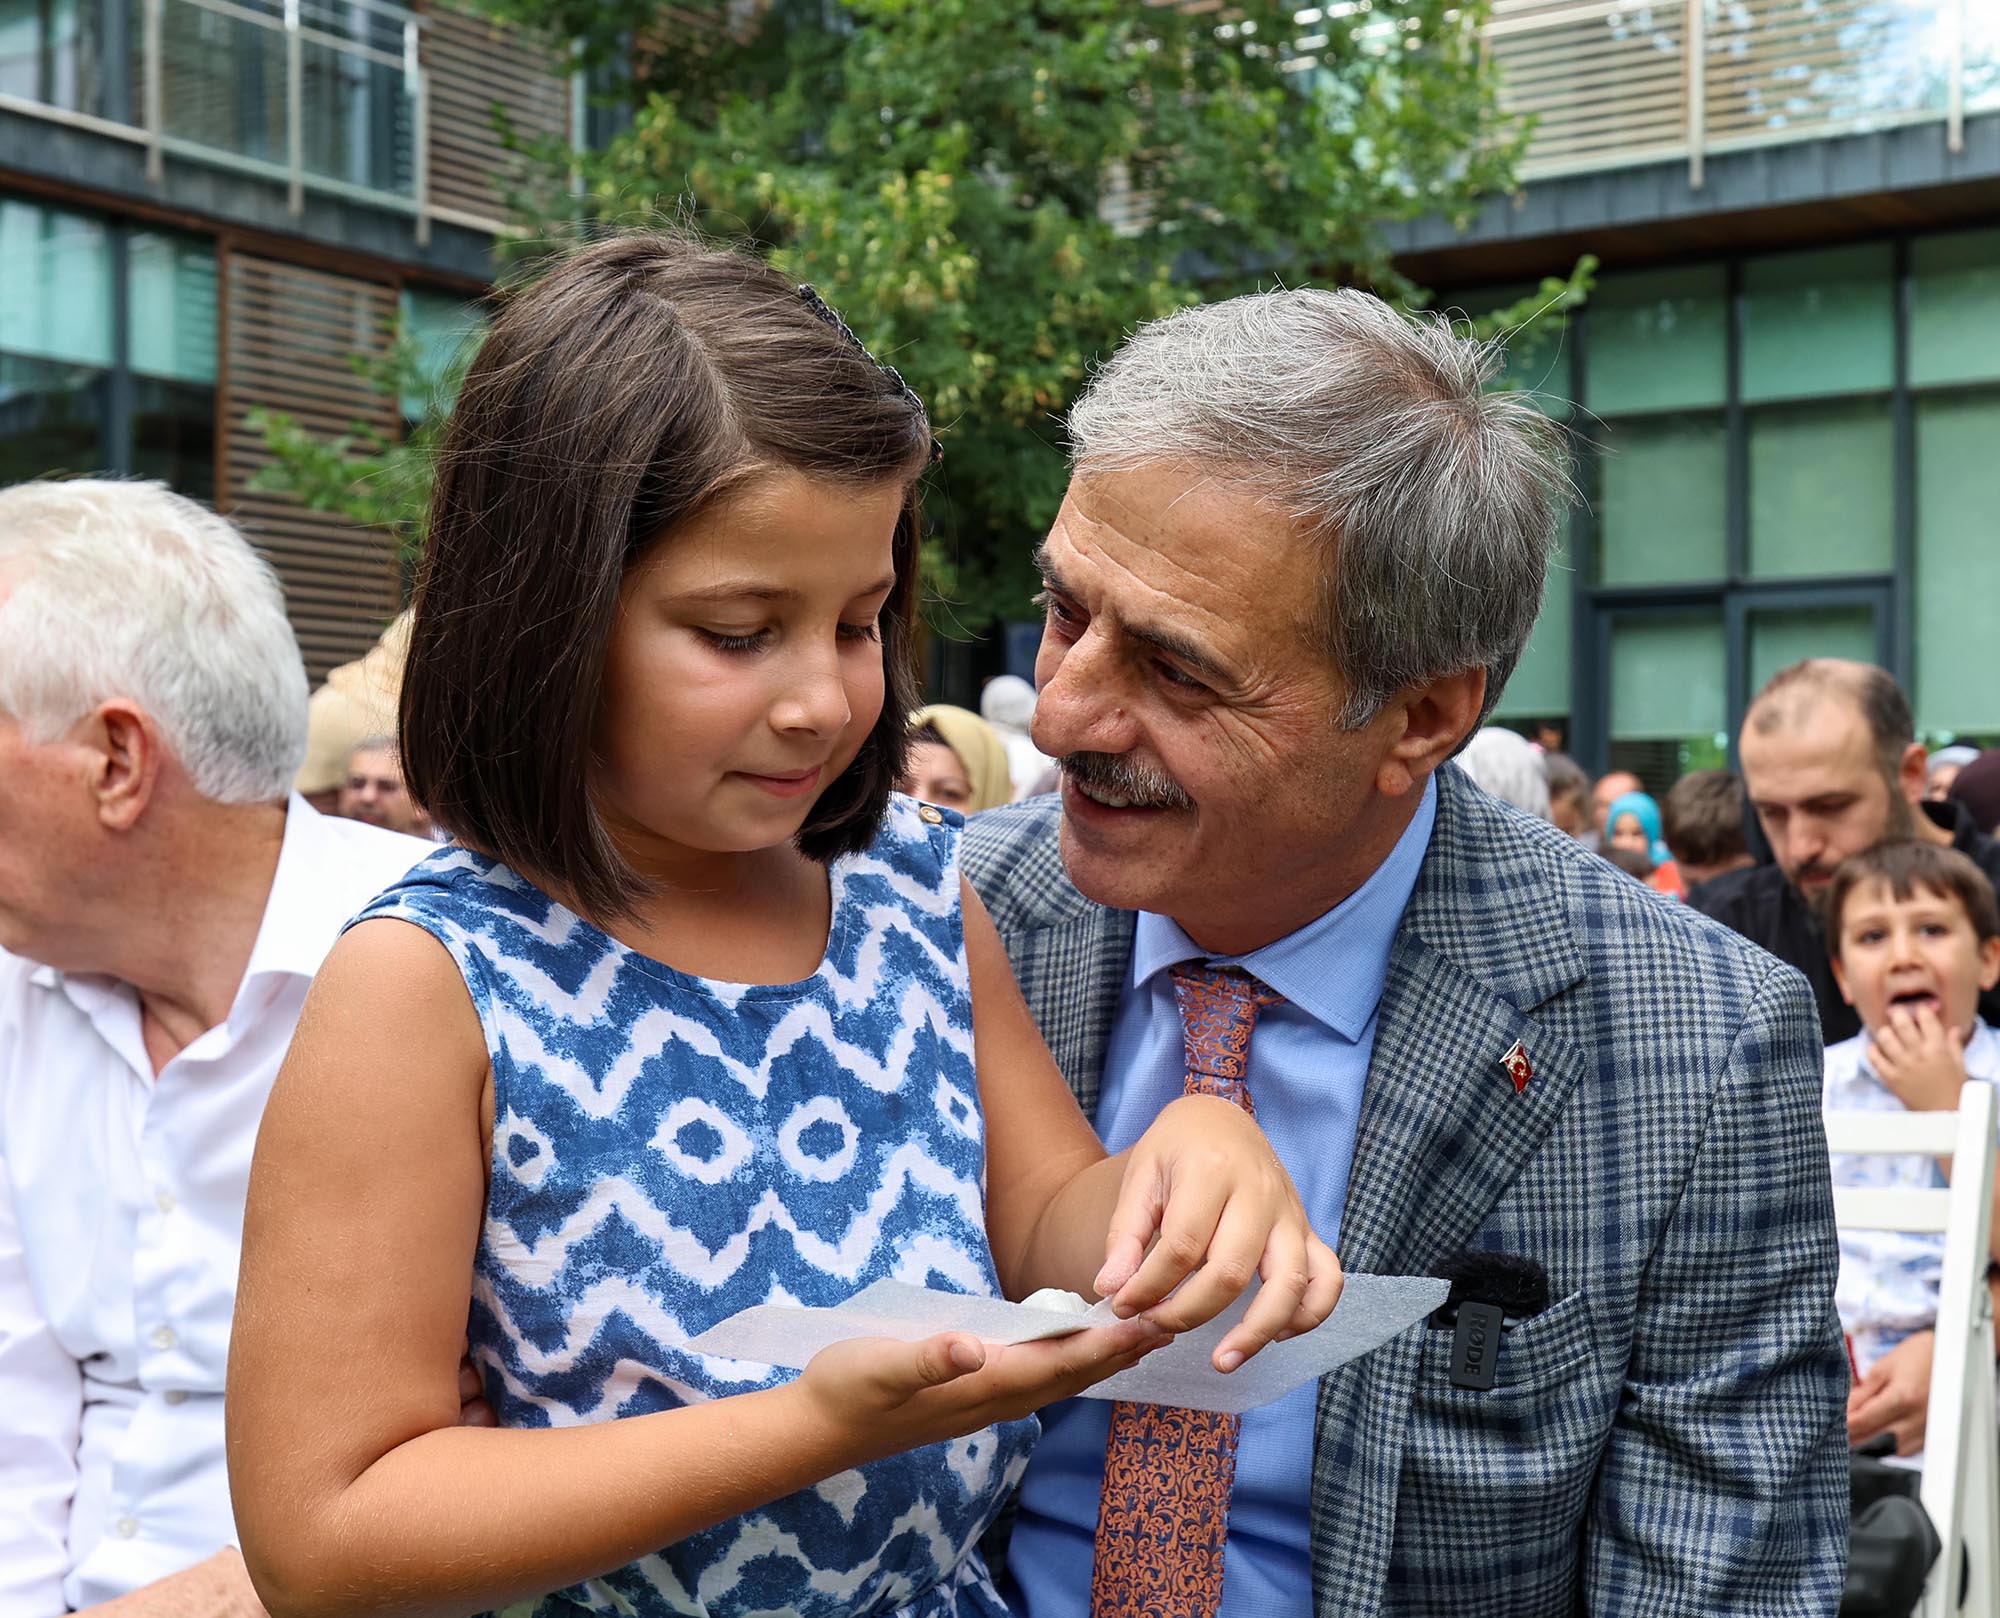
[0,482,432,1616]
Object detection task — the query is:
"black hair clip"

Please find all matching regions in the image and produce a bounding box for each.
[797,284,944,466]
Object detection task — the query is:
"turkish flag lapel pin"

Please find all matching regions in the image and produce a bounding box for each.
[1501,1039,1534,1094]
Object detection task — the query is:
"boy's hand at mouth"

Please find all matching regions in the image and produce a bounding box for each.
[1868,1003,1970,1114]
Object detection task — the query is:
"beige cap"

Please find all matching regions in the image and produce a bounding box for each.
[293,610,413,795]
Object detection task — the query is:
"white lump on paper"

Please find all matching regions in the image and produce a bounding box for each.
[684,1273,1447,1414]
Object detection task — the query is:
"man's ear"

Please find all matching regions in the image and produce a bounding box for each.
[1897,741,1929,807]
[81,701,163,831]
[1374,668,1487,799]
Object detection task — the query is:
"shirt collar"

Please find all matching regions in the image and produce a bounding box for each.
[1129,774,1439,1042]
[235,795,368,990]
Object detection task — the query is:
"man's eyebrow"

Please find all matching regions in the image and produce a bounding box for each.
[1031,545,1231,684]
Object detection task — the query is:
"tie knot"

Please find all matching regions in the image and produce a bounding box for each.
[1169,963,1283,1086]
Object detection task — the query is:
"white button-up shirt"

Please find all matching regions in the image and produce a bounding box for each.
[1825,1019,2000,1374]
[0,799,429,1616]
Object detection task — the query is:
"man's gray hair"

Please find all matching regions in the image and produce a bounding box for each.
[1066,287,1570,729]
[0,479,309,803]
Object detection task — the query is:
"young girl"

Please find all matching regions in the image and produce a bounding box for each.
[226,234,1338,1618]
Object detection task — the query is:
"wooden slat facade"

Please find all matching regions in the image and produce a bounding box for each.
[1492,0,1972,182]
[1490,0,1690,179]
[217,249,403,686]
[420,1,571,227]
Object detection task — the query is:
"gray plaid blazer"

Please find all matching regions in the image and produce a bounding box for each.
[963,764,1848,1617]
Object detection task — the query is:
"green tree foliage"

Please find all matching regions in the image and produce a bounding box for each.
[247,332,460,561]
[259,0,1592,634]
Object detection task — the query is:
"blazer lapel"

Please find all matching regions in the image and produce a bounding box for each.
[1309,767,1591,1616]
[968,800,1135,1118]
[1019,904,1134,1118]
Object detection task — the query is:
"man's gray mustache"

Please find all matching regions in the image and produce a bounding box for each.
[1060,752,1193,811]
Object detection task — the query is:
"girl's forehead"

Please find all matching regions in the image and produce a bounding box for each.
[634,471,904,595]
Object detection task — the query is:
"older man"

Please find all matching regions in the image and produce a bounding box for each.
[337,734,434,839]
[1693,659,2000,1042]
[0,482,431,1616]
[963,291,1847,1617]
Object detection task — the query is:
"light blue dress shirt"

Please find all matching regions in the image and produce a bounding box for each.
[1004,777,1438,1618]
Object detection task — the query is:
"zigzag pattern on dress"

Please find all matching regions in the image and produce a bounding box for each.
[351,795,1035,1618]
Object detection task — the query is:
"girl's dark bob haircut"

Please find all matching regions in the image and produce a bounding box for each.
[400,232,931,922]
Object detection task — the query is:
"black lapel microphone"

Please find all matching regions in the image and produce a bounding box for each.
[1429,1251,1551,1391]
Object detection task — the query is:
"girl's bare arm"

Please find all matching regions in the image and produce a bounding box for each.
[964,879,1340,1366]
[228,919,1161,1618]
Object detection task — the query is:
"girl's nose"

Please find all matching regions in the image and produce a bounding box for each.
[773,647,853,738]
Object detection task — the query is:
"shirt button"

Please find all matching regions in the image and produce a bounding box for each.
[152,1326,177,1351]
[155,1189,176,1213]
[163,1388,188,1406]
[918,803,944,825]
[116,1516,138,1539]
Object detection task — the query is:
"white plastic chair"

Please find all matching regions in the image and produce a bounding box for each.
[1826,1082,2000,1618]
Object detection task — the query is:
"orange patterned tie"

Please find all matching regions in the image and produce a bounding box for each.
[1089,962,1284,1618]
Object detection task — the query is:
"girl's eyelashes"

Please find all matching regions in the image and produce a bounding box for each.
[696,621,880,653]
[698,628,772,653]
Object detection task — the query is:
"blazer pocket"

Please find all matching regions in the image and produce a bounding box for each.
[1401,1288,1610,1538]
[1416,1285,1596,1400]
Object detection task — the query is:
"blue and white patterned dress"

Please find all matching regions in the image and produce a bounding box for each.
[350,795,1037,1618]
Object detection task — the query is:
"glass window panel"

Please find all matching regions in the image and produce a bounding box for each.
[160,6,285,169]
[1747,399,1893,577]
[1910,229,2000,389]
[1915,389,2000,734]
[1610,613,1726,742]
[300,42,415,197]
[1586,265,1726,416]
[1741,244,1893,404]
[399,287,484,419]
[0,354,108,483]
[0,0,106,113]
[1493,529,1573,721]
[129,233,218,384]
[1595,413,1727,585]
[1747,605,1880,696]
[131,378,217,501]
[0,200,112,367]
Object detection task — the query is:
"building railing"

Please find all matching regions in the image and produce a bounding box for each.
[0,0,566,241]
[1491,0,2000,185]
[141,0,431,233]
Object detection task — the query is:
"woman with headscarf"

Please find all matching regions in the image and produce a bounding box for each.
[1605,788,1685,899]
[900,703,1015,816]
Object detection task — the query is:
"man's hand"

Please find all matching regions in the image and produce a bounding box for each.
[1868,1007,1969,1114]
[1849,1329,1935,1457]
[85,1547,270,1617]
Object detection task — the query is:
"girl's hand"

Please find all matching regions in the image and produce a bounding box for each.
[1096,1094,1342,1372]
[792,1320,1172,1463]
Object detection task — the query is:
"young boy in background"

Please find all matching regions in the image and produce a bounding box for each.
[1824,840,2000,1456]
